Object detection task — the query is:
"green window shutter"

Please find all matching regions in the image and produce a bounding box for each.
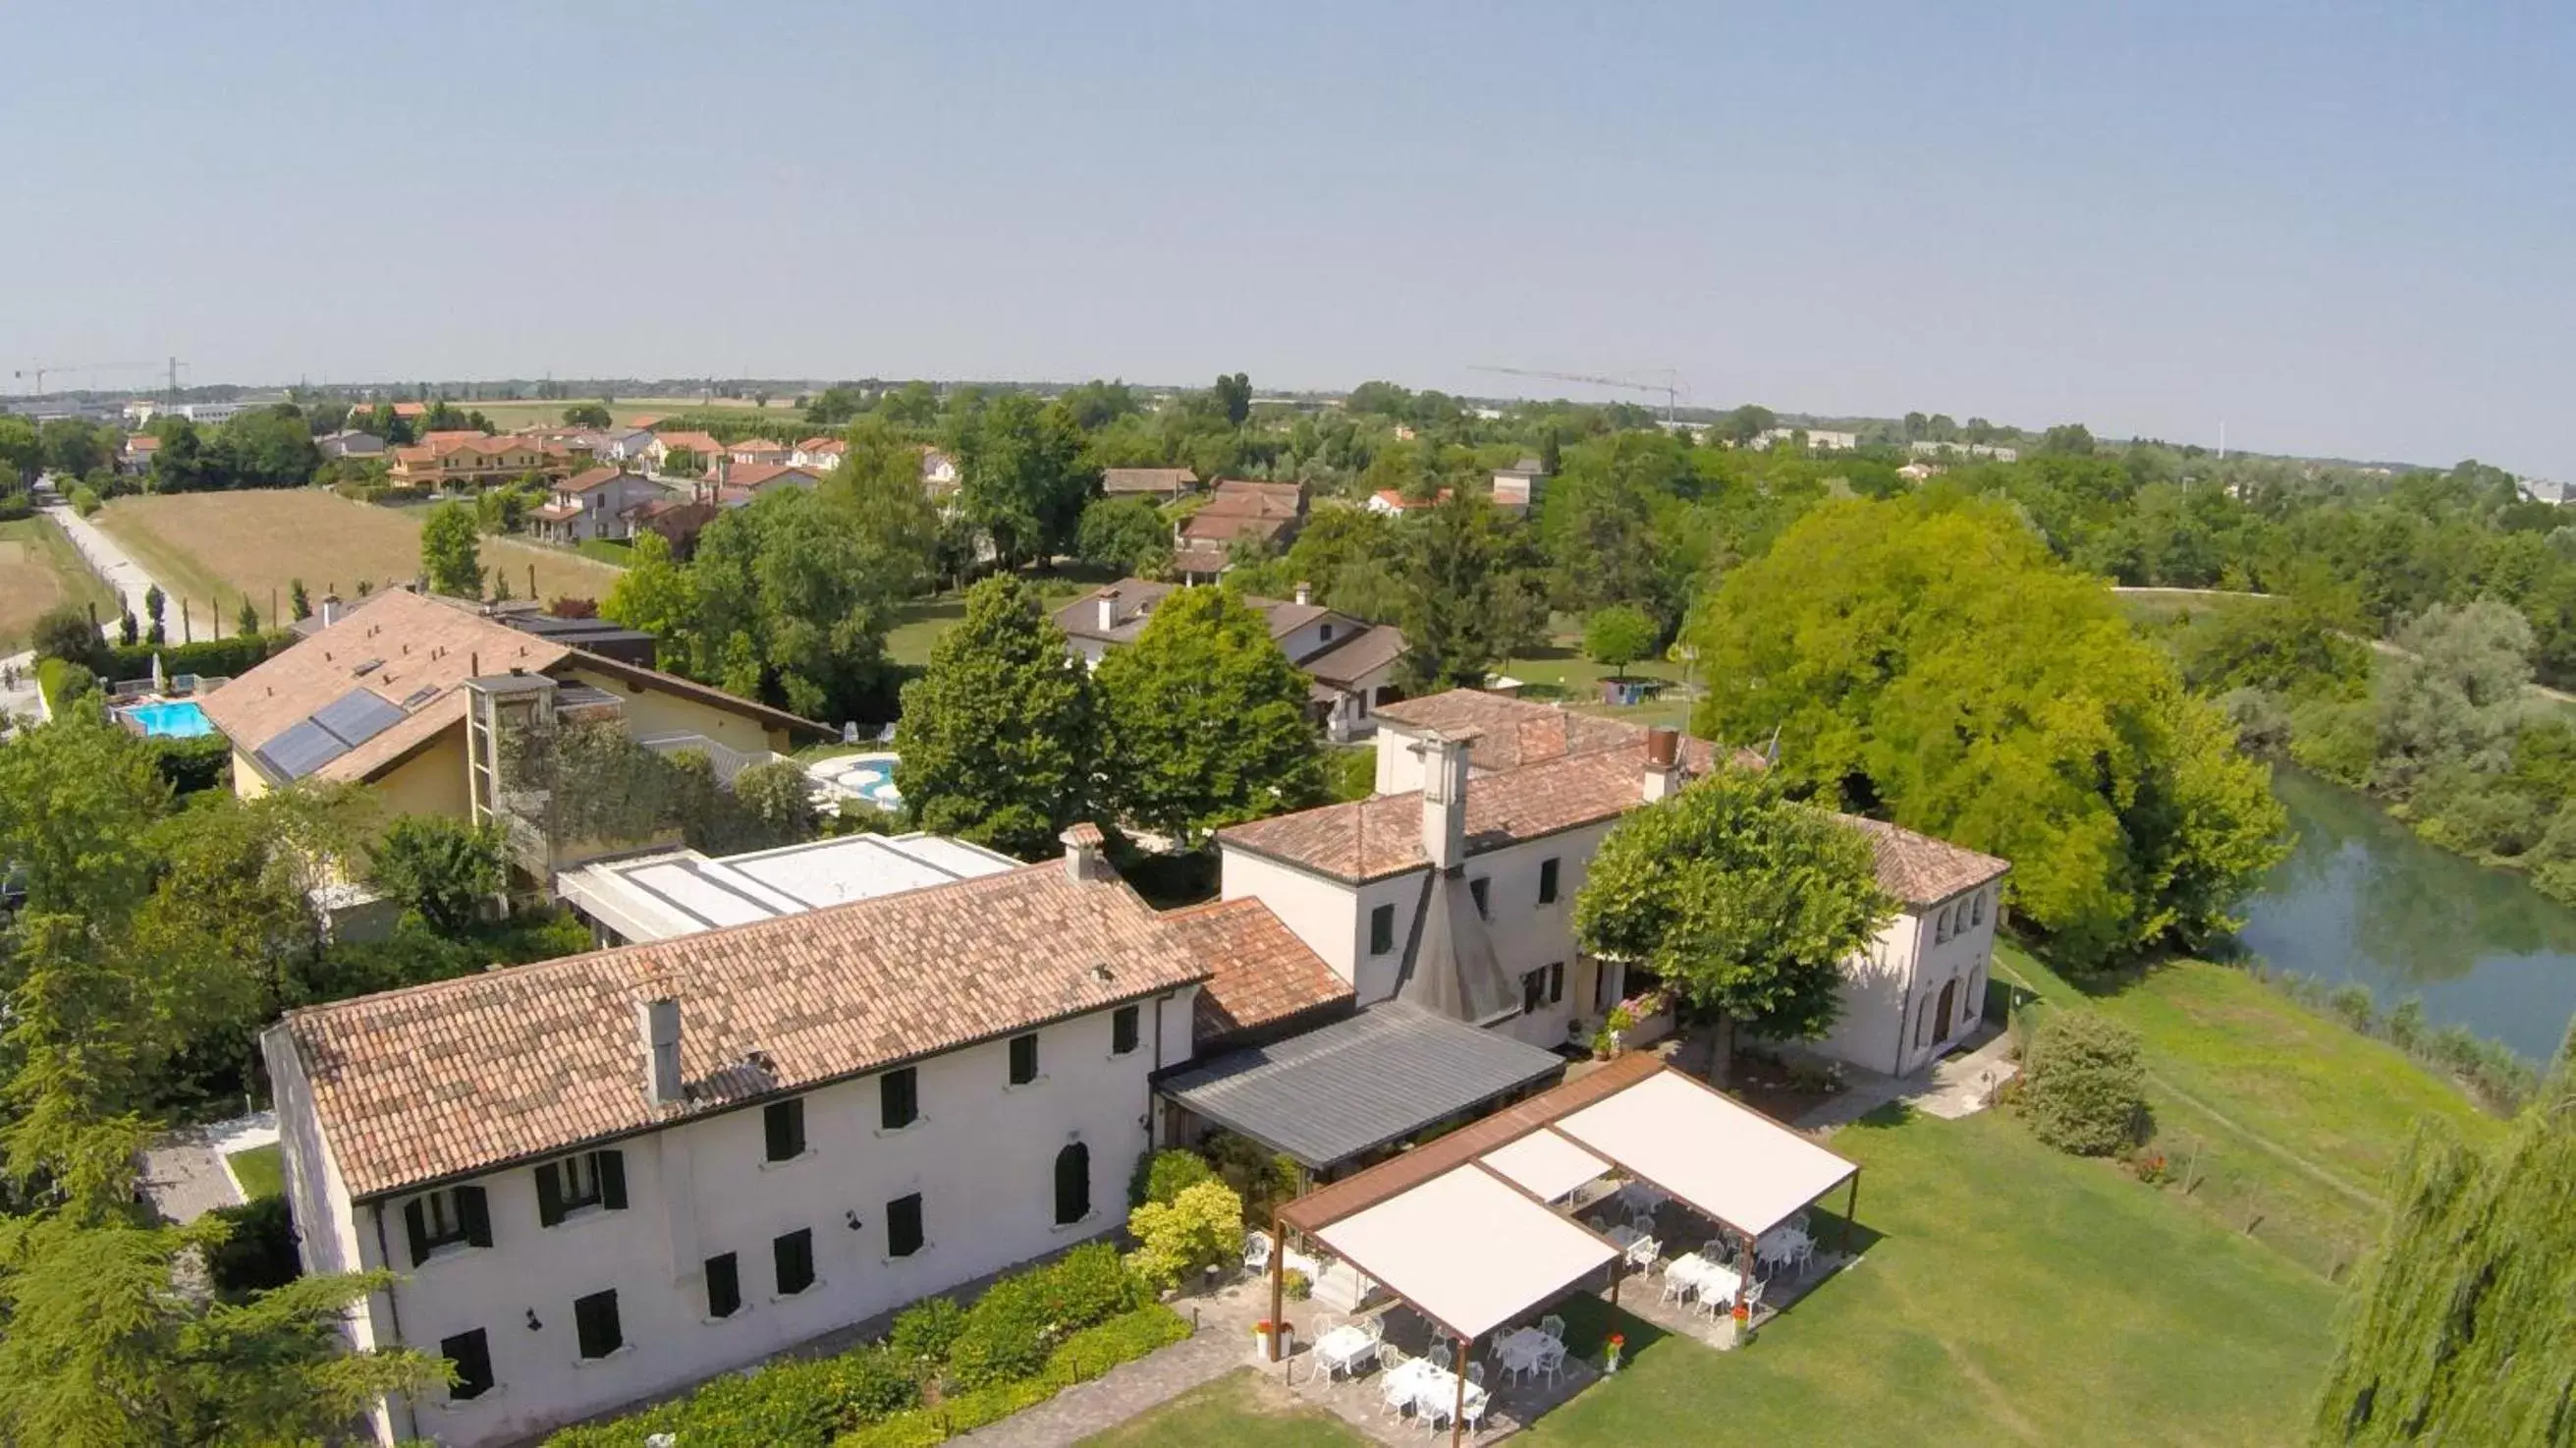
[765,1100,802,1161]
[458,1186,492,1248]
[403,1197,431,1266]
[535,1162,565,1228]
[597,1149,627,1210]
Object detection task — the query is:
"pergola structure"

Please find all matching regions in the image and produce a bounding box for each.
[1269,1053,1861,1444]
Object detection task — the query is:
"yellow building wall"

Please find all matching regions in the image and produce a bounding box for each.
[367,724,473,822]
[558,667,795,755]
[232,749,271,799]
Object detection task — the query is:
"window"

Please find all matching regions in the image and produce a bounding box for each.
[1008,1032,1040,1086]
[1319,622,1336,642]
[887,1193,924,1257]
[1054,1142,1091,1225]
[773,1228,816,1296]
[1469,877,1491,919]
[704,1253,740,1318]
[764,1098,806,1162]
[1111,1005,1140,1056]
[403,1185,490,1264]
[1972,890,1987,927]
[1936,906,1953,943]
[441,1328,494,1401]
[1547,961,1565,1005]
[535,1150,625,1227]
[1521,967,1547,1015]
[1368,904,1396,955]
[1538,858,1561,906]
[1594,959,1618,1013]
[573,1289,622,1360]
[881,1067,918,1130]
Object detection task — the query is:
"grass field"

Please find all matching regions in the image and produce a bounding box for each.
[224,1142,283,1199]
[1075,1370,1367,1447]
[1999,945,2502,1278]
[451,396,803,432]
[1503,641,1696,730]
[0,514,118,653]
[96,491,625,630]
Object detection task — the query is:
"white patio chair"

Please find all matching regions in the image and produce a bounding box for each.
[1587,1215,1610,1234]
[1361,1313,1387,1345]
[1429,1341,1452,1369]
[1379,1364,1415,1419]
[1744,1278,1767,1313]
[1242,1230,1271,1273]
[1535,1335,1567,1384]
[1376,1341,1403,1375]
[1467,1361,1486,1389]
[1539,1313,1565,1343]
[1629,1211,1657,1237]
[1460,1395,1489,1435]
[1660,1271,1692,1307]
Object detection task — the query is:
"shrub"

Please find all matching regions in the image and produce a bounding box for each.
[1281,1267,1312,1301]
[2015,1009,2147,1156]
[838,1306,1188,1448]
[1124,1178,1243,1292]
[542,1347,914,1448]
[2384,996,2428,1052]
[152,733,233,795]
[888,1296,965,1371]
[29,603,104,669]
[2326,983,2377,1033]
[101,631,287,682]
[946,1244,1140,1389]
[204,1195,299,1295]
[46,660,97,707]
[1202,1131,1302,1219]
[69,483,101,516]
[1127,1147,1214,1209]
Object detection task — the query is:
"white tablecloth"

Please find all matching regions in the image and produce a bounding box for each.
[1755,1227,1811,1271]
[1494,1325,1562,1376]
[1387,1359,1488,1420]
[1669,1251,1742,1304]
[1313,1324,1375,1377]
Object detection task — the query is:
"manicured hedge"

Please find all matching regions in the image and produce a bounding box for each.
[835,1305,1191,1448]
[102,630,291,682]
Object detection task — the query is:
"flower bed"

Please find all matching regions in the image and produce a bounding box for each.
[836,1305,1189,1447]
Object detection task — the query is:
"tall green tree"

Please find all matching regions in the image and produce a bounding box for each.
[1095,586,1325,846]
[893,578,1096,860]
[0,417,42,486]
[1398,491,1548,691]
[418,500,482,596]
[1213,372,1252,428]
[2309,1037,2575,1446]
[955,394,1096,569]
[1691,493,2286,966]
[1574,766,1893,1083]
[1582,604,1659,681]
[364,815,505,939]
[1074,497,1174,577]
[562,402,613,428]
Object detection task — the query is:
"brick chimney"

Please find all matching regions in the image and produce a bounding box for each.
[1061,822,1109,883]
[1094,588,1120,634]
[637,998,683,1108]
[1417,729,1475,870]
[1642,726,1683,803]
[1293,581,1313,606]
[318,594,343,628]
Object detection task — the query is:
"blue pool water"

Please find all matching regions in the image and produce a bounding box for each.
[844,762,903,807]
[123,699,215,738]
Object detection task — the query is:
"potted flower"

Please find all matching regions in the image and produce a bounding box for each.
[1604,1331,1625,1374]
[1252,1319,1288,1357]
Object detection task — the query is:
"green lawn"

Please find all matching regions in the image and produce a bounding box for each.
[887,594,966,669]
[1996,945,2503,1277]
[1075,1369,1368,1447]
[0,514,118,654]
[225,1142,284,1199]
[1503,641,1696,730]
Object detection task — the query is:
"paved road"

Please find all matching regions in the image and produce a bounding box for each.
[46,498,172,626]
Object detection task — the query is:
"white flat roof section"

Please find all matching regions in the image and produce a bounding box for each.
[1310,1165,1616,1342]
[1480,1129,1610,1203]
[557,833,1018,943]
[1555,1069,1857,1239]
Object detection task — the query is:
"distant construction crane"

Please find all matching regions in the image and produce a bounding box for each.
[13,360,159,396]
[1468,364,1687,421]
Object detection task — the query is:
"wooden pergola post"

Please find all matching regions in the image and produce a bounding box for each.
[1268,1212,1287,1364]
[1836,1175,1860,1255]
[1733,1227,1755,1319]
[1452,1334,1471,1447]
[1609,1246,1624,1307]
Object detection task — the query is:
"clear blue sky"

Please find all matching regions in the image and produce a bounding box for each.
[6,2,2571,473]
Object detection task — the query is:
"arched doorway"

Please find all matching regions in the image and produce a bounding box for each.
[1054,1142,1091,1226]
[1933,978,1957,1043]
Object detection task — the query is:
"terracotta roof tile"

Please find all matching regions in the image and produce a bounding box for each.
[1219,748,1663,883]
[1102,468,1199,495]
[1165,898,1352,1043]
[1837,815,2011,906]
[720,463,820,491]
[281,864,1212,1200]
[559,466,626,494]
[1300,625,1409,687]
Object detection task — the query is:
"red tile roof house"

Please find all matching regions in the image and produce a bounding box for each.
[529,467,675,545]
[790,437,847,471]
[1212,688,2008,1075]
[257,826,1356,1446]
[1173,479,1307,583]
[1054,578,1410,742]
[641,431,724,478]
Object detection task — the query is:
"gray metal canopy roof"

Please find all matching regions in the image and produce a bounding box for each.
[1159,1002,1567,1170]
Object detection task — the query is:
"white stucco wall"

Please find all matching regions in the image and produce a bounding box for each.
[321,992,1191,1447]
[1808,882,2001,1077]
[1454,822,1616,1048]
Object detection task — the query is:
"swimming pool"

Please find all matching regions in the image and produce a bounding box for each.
[121,699,215,739]
[808,752,904,811]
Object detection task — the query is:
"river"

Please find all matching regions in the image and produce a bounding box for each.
[2234,765,2576,1062]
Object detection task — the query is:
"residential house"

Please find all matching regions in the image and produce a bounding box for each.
[596,426,658,464]
[557,831,1020,946]
[260,827,1353,1446]
[1909,440,2019,463]
[1100,468,1199,500]
[643,431,725,475]
[2517,476,2574,506]
[628,497,720,561]
[707,462,821,508]
[918,446,960,495]
[1752,427,1859,451]
[1365,488,1450,516]
[319,430,387,460]
[1213,689,2005,1075]
[1490,457,1546,512]
[1053,578,1408,741]
[727,438,790,468]
[790,437,847,472]
[120,433,160,473]
[388,434,577,489]
[1173,478,1305,583]
[199,588,828,870]
[528,467,672,545]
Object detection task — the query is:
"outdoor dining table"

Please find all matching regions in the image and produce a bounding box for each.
[1755,1226,1812,1272]
[1668,1250,1743,1305]
[1602,1222,1662,1269]
[1312,1323,1377,1380]
[1387,1357,1489,1423]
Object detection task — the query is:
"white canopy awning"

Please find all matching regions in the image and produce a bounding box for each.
[1311,1164,1617,1341]
[1480,1128,1610,1203]
[1556,1069,1857,1239]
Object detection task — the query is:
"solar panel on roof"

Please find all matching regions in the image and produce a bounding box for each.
[253,719,352,781]
[310,688,407,749]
